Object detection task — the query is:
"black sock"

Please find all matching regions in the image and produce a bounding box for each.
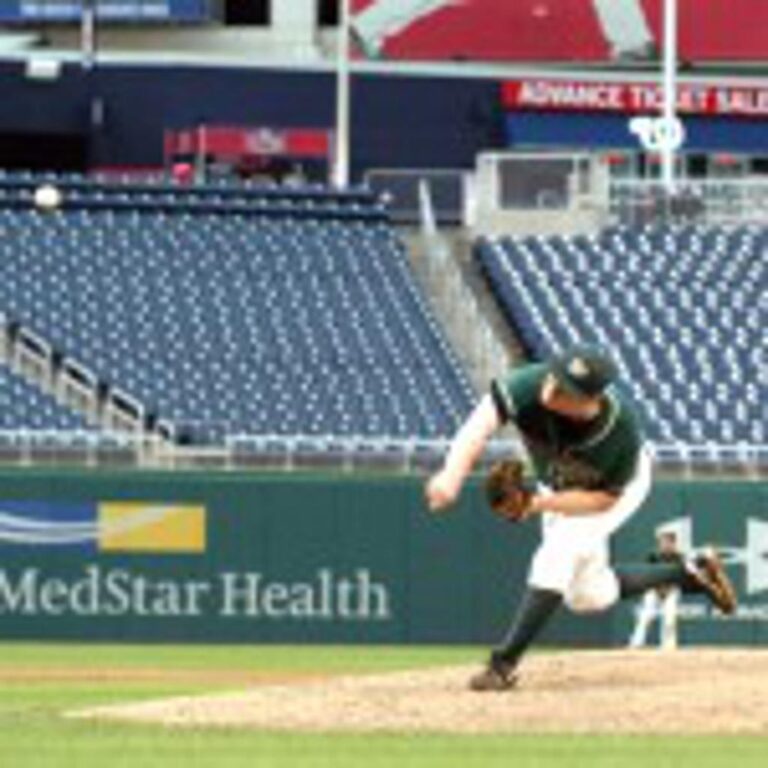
[616,562,698,599]
[492,587,562,670]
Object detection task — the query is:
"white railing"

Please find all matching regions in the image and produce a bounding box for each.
[650,443,768,480]
[364,168,470,224]
[416,179,513,391]
[0,430,166,468]
[0,431,763,478]
[610,179,768,226]
[0,430,518,473]
[224,434,520,473]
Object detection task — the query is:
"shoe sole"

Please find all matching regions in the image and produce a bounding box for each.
[468,671,518,692]
[699,549,738,614]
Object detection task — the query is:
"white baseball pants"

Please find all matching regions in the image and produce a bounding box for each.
[528,447,653,613]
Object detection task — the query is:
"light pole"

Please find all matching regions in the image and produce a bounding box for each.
[333,0,352,188]
[660,0,679,192]
[81,0,97,69]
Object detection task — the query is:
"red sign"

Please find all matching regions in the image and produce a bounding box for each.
[502,79,768,118]
[165,127,332,159]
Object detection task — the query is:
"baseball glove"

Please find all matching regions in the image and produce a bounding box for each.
[485,459,535,522]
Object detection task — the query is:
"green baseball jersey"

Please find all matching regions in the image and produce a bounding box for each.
[491,363,643,492]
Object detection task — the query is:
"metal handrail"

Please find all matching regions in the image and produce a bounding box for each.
[610,178,768,225]
[0,430,762,476]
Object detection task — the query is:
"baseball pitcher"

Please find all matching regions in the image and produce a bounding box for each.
[426,345,737,691]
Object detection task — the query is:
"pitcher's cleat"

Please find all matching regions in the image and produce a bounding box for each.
[468,661,518,692]
[690,547,738,615]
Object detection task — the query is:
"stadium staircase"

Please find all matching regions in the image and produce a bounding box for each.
[403,225,523,391]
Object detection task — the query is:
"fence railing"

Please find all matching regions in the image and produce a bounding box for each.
[415,178,513,391]
[0,430,164,468]
[610,179,768,226]
[224,434,519,473]
[365,168,470,225]
[0,431,763,478]
[650,443,768,480]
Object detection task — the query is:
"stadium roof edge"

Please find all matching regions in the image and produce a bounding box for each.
[0,51,766,88]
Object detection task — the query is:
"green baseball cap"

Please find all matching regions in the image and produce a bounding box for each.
[549,345,617,398]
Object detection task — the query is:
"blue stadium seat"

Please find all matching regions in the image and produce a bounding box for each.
[0,180,473,443]
[0,363,90,431]
[475,225,765,454]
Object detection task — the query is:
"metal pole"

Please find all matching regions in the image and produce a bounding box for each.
[81,0,97,69]
[661,0,678,192]
[333,0,352,188]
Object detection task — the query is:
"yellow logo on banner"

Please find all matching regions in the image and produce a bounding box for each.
[97,503,206,553]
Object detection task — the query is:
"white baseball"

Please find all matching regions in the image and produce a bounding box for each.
[33,184,62,211]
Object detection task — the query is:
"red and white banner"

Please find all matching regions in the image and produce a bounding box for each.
[165,127,332,159]
[350,0,767,62]
[502,79,768,118]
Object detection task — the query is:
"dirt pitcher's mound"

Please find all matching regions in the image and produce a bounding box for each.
[70,650,768,734]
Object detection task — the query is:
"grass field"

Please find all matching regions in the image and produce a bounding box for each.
[0,644,765,767]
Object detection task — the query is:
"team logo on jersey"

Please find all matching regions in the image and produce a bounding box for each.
[552,456,604,490]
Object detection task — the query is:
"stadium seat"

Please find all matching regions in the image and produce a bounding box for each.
[0,177,473,444]
[475,225,765,456]
[0,362,90,431]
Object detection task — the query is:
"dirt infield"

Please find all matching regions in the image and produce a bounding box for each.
[70,649,768,734]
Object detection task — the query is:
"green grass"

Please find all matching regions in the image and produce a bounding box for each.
[0,642,477,674]
[0,644,765,767]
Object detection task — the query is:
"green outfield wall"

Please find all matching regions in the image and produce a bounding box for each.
[0,469,764,646]
[611,480,768,646]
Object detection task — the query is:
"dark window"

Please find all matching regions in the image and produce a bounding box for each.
[318,0,339,27]
[0,132,87,173]
[686,155,708,179]
[225,0,270,25]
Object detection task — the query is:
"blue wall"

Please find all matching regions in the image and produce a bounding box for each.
[0,62,504,177]
[1,59,764,174]
[505,111,768,152]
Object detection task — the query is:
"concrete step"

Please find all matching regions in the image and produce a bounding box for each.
[400,226,524,394]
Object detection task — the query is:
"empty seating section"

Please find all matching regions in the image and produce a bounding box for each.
[475,227,764,450]
[0,362,88,430]
[0,181,473,443]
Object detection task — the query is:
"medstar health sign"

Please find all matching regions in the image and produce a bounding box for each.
[0,499,392,641]
[0,474,762,645]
